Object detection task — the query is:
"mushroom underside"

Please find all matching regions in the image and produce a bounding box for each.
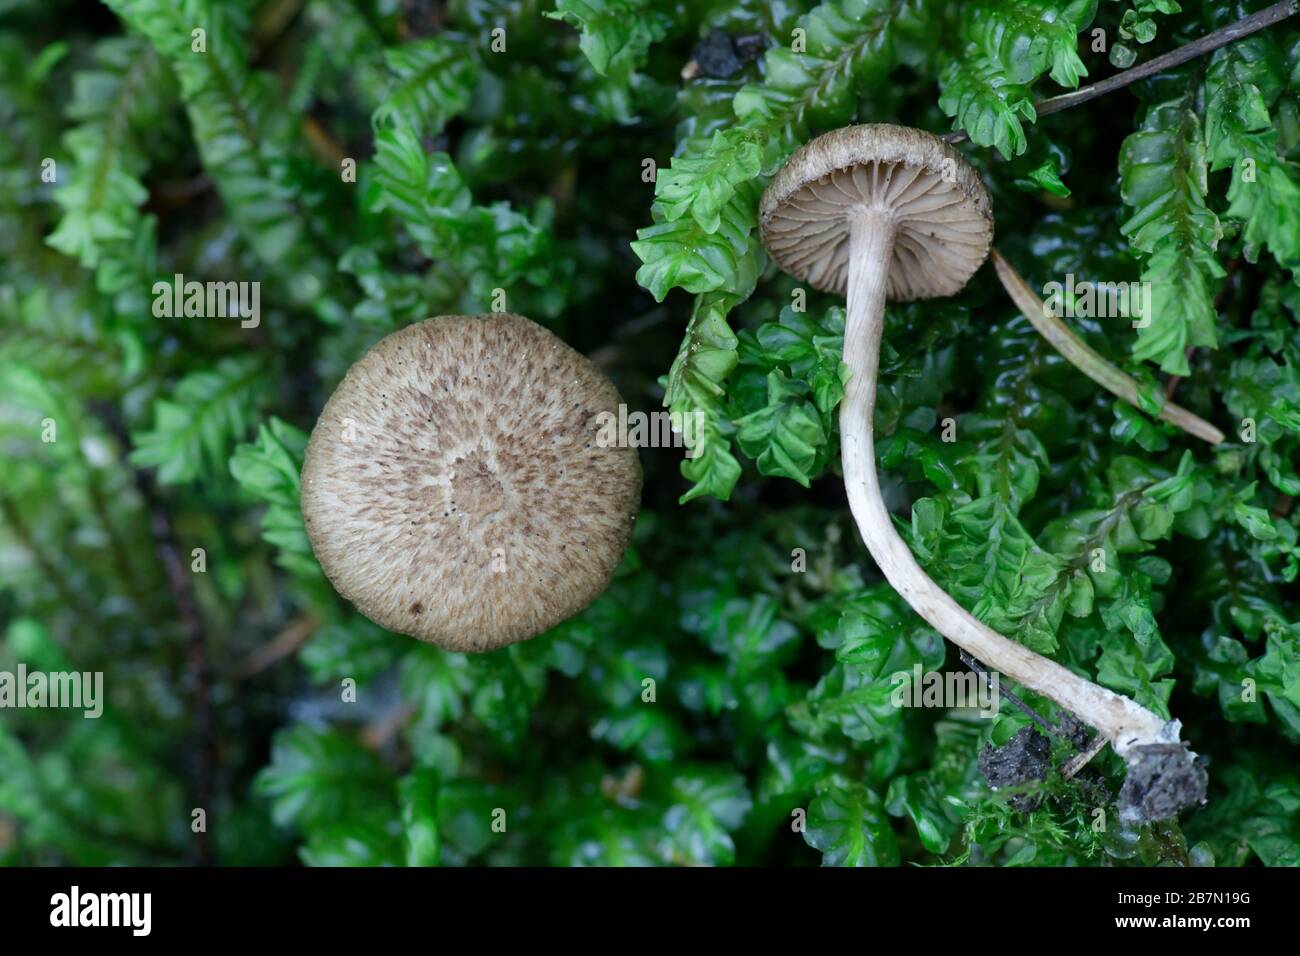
[763,159,991,298]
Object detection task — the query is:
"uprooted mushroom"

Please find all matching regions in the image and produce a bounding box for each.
[301,313,642,653]
[759,124,1206,821]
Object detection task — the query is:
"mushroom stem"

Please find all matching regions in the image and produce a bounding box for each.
[991,249,1225,445]
[840,209,1171,757]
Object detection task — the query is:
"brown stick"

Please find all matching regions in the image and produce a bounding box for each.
[230,613,319,680]
[1061,733,1110,780]
[991,250,1225,445]
[943,1,1300,146]
[301,115,349,167]
[360,703,417,750]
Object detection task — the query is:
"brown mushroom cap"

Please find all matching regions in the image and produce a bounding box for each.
[301,314,642,653]
[760,124,993,299]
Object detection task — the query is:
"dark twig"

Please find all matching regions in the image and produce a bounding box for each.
[92,405,218,863]
[360,703,417,751]
[960,653,1115,785]
[1060,734,1110,780]
[145,174,212,212]
[229,612,319,680]
[958,650,1063,739]
[943,1,1300,146]
[252,0,303,56]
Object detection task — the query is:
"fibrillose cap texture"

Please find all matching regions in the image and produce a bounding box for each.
[301,314,642,653]
[760,124,994,299]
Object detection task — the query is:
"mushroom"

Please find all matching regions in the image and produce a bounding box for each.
[301,313,642,653]
[760,124,1204,820]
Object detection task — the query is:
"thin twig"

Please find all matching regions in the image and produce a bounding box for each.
[252,0,304,62]
[360,703,417,751]
[230,613,319,680]
[588,310,678,368]
[958,650,1063,739]
[1162,351,1194,400]
[943,1,1300,146]
[961,651,1112,785]
[991,249,1225,444]
[301,115,349,166]
[1060,733,1110,780]
[146,174,212,212]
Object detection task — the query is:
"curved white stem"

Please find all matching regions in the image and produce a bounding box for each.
[840,208,1170,756]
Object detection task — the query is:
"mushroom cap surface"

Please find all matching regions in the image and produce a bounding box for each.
[301,314,641,652]
[760,124,993,299]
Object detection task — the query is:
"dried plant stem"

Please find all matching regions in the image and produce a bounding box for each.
[230,613,319,680]
[991,249,1225,445]
[1061,734,1111,780]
